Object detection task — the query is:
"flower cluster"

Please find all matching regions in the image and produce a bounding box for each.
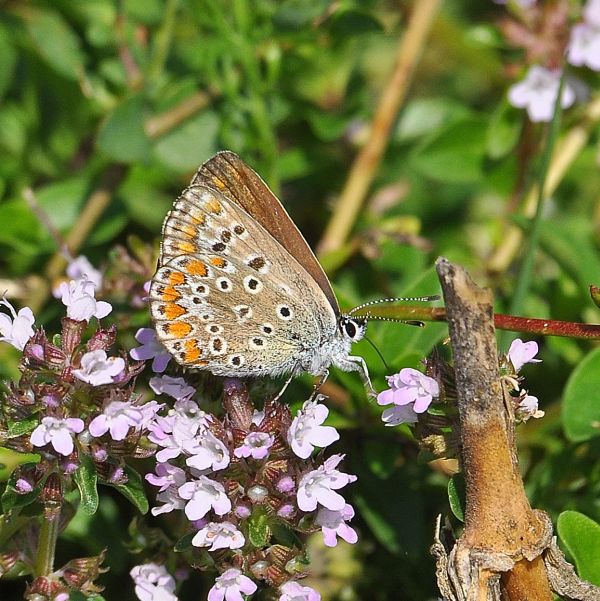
[378,338,543,431]
[0,263,163,597]
[142,379,356,600]
[568,0,600,71]
[503,338,545,421]
[377,368,440,426]
[499,0,600,122]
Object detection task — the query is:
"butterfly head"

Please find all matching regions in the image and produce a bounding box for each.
[338,315,367,344]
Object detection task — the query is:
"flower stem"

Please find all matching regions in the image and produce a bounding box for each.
[361,304,600,339]
[34,505,61,577]
[506,69,568,330]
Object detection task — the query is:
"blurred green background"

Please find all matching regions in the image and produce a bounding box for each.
[1,0,600,599]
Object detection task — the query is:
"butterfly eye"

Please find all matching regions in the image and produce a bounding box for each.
[341,317,365,341]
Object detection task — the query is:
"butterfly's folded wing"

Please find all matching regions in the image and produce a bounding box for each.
[149,185,337,377]
[191,151,340,315]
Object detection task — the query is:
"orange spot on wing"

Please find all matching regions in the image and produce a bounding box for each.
[176,241,197,254]
[159,285,180,301]
[167,321,192,337]
[186,260,209,277]
[182,224,197,238]
[205,198,222,214]
[183,339,202,363]
[210,257,227,268]
[192,212,206,226]
[164,304,187,320]
[168,271,185,286]
[211,177,226,190]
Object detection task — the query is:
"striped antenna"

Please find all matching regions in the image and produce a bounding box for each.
[347,295,440,316]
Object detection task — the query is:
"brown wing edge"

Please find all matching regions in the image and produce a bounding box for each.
[191,150,340,314]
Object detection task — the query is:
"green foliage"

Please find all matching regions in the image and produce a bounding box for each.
[107,466,149,515]
[74,455,100,516]
[448,474,466,522]
[558,511,600,586]
[563,347,600,443]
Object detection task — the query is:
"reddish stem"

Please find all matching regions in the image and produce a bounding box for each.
[362,305,600,340]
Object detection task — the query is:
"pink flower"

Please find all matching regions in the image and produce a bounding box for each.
[279,581,321,601]
[377,368,439,413]
[178,476,232,521]
[277,476,295,493]
[297,454,357,512]
[130,563,178,601]
[73,349,125,386]
[148,399,208,463]
[508,66,575,122]
[146,462,186,492]
[234,432,274,460]
[151,472,188,517]
[208,569,257,601]
[149,375,195,401]
[89,400,145,440]
[287,399,339,459]
[517,393,545,421]
[507,339,541,372]
[66,256,103,290]
[184,430,230,472]
[568,23,600,71]
[381,404,418,427]
[30,416,84,456]
[0,297,35,351]
[192,521,245,550]
[315,504,358,547]
[585,0,600,26]
[58,278,112,321]
[130,328,171,373]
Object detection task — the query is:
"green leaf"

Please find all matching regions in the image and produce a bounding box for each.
[0,24,17,99]
[248,506,270,548]
[448,474,465,522]
[328,9,383,36]
[7,416,39,438]
[1,471,45,513]
[410,118,487,183]
[36,176,90,231]
[25,10,86,80]
[273,0,329,29]
[270,522,303,549]
[97,95,152,163]
[562,347,600,442]
[486,100,521,159]
[124,0,164,24]
[557,511,600,586]
[535,217,600,300]
[108,465,149,514]
[395,97,472,143]
[174,531,195,552]
[74,455,99,516]
[153,110,219,172]
[0,200,48,256]
[0,448,40,482]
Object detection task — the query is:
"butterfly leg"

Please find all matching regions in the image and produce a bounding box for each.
[345,355,377,399]
[273,372,295,402]
[307,370,330,401]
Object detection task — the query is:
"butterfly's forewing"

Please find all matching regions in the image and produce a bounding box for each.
[192,151,340,315]
[149,185,336,376]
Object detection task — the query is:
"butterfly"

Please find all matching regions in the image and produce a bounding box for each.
[149,151,374,393]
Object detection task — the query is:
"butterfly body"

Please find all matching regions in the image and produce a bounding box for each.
[149,152,370,390]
